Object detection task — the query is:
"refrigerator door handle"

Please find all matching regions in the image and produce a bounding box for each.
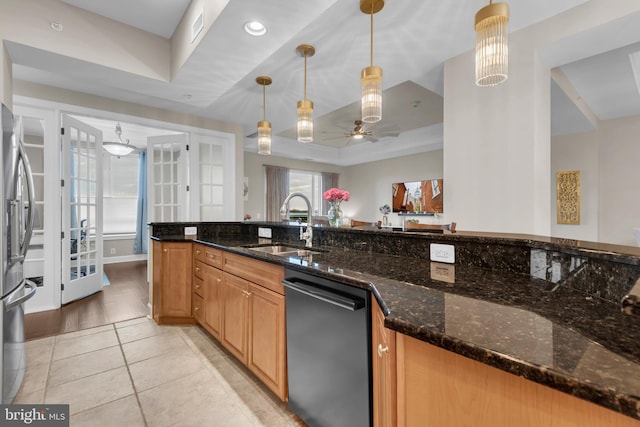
[5,279,37,310]
[16,138,35,260]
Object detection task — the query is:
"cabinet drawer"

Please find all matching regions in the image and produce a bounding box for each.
[194,260,205,280]
[192,293,204,324]
[194,244,223,268]
[223,252,285,295]
[193,274,204,297]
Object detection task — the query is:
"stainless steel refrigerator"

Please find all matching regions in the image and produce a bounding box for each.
[1,103,37,404]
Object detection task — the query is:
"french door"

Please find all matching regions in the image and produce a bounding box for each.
[147,134,189,222]
[61,115,103,304]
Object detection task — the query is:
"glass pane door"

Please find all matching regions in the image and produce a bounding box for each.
[61,115,103,304]
[147,134,188,222]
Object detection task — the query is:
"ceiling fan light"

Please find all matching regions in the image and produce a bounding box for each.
[258,120,271,155]
[475,2,509,87]
[297,99,314,143]
[103,141,134,157]
[361,65,382,123]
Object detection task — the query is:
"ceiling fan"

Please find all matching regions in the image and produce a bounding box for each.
[331,119,401,144]
[345,120,372,140]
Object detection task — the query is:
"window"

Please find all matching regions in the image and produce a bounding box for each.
[103,154,139,234]
[288,170,323,221]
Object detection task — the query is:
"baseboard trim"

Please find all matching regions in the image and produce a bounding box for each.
[104,254,148,264]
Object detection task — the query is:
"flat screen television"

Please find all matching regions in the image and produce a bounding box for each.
[392,179,443,214]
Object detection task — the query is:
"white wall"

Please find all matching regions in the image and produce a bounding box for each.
[598,116,640,246]
[444,42,551,235]
[551,131,599,241]
[341,150,444,226]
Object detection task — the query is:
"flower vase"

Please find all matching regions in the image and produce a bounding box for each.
[328,204,343,227]
[382,215,388,226]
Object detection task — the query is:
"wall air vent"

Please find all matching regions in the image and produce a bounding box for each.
[192,9,204,43]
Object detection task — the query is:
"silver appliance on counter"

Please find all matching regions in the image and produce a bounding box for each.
[282,268,372,427]
[1,103,37,404]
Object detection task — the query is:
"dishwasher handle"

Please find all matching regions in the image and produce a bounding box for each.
[282,278,365,311]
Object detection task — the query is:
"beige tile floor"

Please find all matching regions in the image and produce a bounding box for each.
[15,317,306,427]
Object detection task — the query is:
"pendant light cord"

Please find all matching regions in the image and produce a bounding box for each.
[370,0,374,67]
[303,51,308,100]
[262,83,266,121]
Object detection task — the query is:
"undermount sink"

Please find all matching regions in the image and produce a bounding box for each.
[244,244,324,257]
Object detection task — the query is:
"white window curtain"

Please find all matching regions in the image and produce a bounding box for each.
[265,165,289,221]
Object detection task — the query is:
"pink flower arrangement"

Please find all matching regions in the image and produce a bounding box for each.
[323,187,350,205]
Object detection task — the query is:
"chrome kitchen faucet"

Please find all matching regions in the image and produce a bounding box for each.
[280,192,313,248]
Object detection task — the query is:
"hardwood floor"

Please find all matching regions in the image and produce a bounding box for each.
[24,261,149,341]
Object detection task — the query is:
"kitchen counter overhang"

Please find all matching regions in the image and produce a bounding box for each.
[151,222,640,421]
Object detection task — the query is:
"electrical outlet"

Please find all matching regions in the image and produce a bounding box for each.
[110,248,116,255]
[258,227,272,238]
[430,262,455,283]
[430,243,455,264]
[184,226,197,236]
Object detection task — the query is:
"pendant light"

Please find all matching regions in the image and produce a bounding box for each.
[475,0,509,87]
[256,76,272,155]
[296,44,315,143]
[360,0,384,123]
[103,122,134,157]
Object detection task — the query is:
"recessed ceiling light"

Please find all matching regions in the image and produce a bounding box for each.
[244,21,267,36]
[50,21,64,32]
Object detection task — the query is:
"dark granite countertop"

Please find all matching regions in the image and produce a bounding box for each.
[151,231,640,420]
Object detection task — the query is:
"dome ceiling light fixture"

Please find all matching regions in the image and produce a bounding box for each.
[296,44,315,143]
[360,0,384,124]
[475,0,509,87]
[103,122,134,157]
[256,76,273,156]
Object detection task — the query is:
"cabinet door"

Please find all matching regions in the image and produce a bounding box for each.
[373,299,396,427]
[247,283,287,401]
[203,264,223,340]
[153,241,192,323]
[222,272,249,363]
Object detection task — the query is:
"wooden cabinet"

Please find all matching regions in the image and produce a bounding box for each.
[395,333,640,427]
[194,244,223,269]
[202,263,223,340]
[221,272,250,362]
[152,241,193,324]
[247,282,286,400]
[193,244,224,340]
[372,299,397,427]
[221,252,287,401]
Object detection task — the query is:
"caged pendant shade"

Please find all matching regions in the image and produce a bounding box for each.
[475,0,509,87]
[296,45,315,143]
[256,76,272,156]
[360,0,384,123]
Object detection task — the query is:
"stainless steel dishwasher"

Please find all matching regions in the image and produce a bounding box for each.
[282,268,371,427]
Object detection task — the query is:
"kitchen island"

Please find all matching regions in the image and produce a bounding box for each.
[151,221,640,426]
